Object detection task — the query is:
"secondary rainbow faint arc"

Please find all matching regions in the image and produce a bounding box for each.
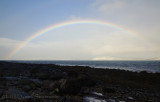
[6,19,145,59]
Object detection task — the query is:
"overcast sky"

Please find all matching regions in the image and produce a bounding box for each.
[0,0,160,60]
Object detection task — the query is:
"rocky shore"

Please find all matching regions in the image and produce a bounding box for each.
[0,61,160,102]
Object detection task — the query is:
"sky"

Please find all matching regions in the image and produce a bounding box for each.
[0,0,160,60]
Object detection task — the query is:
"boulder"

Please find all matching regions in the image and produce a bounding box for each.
[102,87,116,93]
[22,85,31,92]
[59,79,82,94]
[42,80,58,90]
[59,76,96,94]
[80,87,90,95]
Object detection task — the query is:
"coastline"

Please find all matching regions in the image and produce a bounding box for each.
[0,61,160,102]
[4,60,160,73]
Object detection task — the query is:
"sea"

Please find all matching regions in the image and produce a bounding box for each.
[10,60,160,73]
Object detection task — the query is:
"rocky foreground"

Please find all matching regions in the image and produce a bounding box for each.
[0,61,160,102]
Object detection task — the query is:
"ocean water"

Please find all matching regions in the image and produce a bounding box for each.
[12,60,160,73]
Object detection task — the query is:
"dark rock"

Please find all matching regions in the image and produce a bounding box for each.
[20,78,32,84]
[0,79,6,86]
[30,67,39,74]
[42,80,52,88]
[80,87,90,95]
[77,74,96,87]
[35,73,50,80]
[49,82,56,89]
[58,73,96,94]
[102,87,116,93]
[59,79,67,89]
[30,89,44,97]
[50,72,66,80]
[0,77,6,81]
[55,88,59,93]
[3,88,30,100]
[42,80,58,90]
[68,70,79,77]
[32,67,65,80]
[23,70,31,77]
[4,100,13,102]
[19,77,42,88]
[65,96,82,102]
[0,89,4,97]
[5,76,20,81]
[59,79,80,94]
[22,85,31,92]
[30,78,42,86]
[59,78,96,94]
[39,99,54,102]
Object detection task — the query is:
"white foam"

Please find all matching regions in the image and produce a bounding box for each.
[84,96,106,102]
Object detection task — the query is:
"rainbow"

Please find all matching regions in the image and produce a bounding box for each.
[6,19,152,60]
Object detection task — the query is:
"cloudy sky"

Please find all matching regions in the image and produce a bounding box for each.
[0,0,160,60]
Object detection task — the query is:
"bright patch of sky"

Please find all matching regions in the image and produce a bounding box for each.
[0,0,160,60]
